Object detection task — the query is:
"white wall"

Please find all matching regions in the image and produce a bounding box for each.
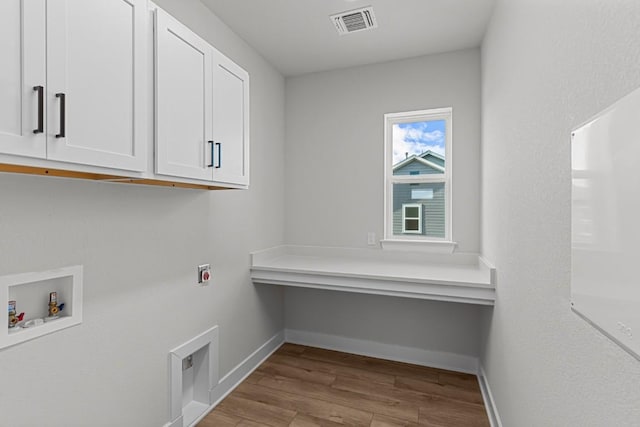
[284,50,484,360]
[0,1,285,426]
[481,0,640,424]
[285,289,483,359]
[285,49,481,252]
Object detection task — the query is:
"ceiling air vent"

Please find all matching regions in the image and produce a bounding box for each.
[330,6,378,35]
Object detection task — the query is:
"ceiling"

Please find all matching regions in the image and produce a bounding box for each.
[201,0,496,76]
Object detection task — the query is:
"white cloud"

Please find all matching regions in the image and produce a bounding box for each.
[392,125,445,164]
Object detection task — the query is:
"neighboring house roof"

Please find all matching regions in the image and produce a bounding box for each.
[417,150,445,168]
[421,150,444,162]
[393,150,445,173]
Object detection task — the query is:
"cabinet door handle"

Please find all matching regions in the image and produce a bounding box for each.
[33,86,44,134]
[55,93,66,138]
[215,142,222,169]
[207,141,214,168]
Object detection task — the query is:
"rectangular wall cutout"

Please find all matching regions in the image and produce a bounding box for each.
[0,265,83,350]
[169,326,219,427]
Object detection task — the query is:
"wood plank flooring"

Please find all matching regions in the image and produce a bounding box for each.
[197,343,490,427]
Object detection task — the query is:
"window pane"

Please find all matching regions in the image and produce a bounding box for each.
[393,182,445,238]
[405,219,419,231]
[392,120,445,176]
[404,206,419,218]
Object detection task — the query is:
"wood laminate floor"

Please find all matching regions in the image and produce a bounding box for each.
[198,343,490,427]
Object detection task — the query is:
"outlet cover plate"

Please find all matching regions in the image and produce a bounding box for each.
[197,264,211,284]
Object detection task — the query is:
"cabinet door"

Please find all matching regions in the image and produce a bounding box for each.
[211,50,250,186]
[46,0,147,171]
[0,0,46,159]
[155,9,213,181]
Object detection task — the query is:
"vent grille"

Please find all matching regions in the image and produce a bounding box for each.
[330,6,378,35]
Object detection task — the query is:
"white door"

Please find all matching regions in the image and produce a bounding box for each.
[155,8,213,181]
[211,50,249,186]
[46,0,147,171]
[0,0,47,159]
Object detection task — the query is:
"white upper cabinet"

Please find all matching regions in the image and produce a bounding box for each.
[0,1,249,189]
[0,0,47,159]
[154,6,250,187]
[212,50,250,186]
[155,8,213,181]
[46,0,147,171]
[0,0,147,172]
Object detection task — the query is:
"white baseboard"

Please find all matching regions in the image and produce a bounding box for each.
[284,328,479,375]
[171,330,285,427]
[478,366,502,427]
[209,330,285,406]
[165,416,182,427]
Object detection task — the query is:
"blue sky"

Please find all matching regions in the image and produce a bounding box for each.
[392,120,445,165]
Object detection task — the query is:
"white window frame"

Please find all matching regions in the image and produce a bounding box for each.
[383,107,454,251]
[402,203,423,234]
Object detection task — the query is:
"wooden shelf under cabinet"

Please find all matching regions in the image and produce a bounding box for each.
[0,163,230,191]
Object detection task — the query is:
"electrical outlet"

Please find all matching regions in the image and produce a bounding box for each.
[367,232,376,246]
[198,264,211,284]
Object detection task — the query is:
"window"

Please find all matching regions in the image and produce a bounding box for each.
[402,204,422,233]
[411,188,433,200]
[384,108,452,243]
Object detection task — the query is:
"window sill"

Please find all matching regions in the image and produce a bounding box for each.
[250,245,495,306]
[380,239,457,254]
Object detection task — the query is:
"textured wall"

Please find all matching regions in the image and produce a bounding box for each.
[0,1,285,425]
[481,0,640,424]
[284,49,483,359]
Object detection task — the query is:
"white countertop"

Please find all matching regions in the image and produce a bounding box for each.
[250,245,496,305]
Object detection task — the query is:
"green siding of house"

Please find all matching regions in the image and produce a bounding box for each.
[393,182,445,238]
[393,161,441,176]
